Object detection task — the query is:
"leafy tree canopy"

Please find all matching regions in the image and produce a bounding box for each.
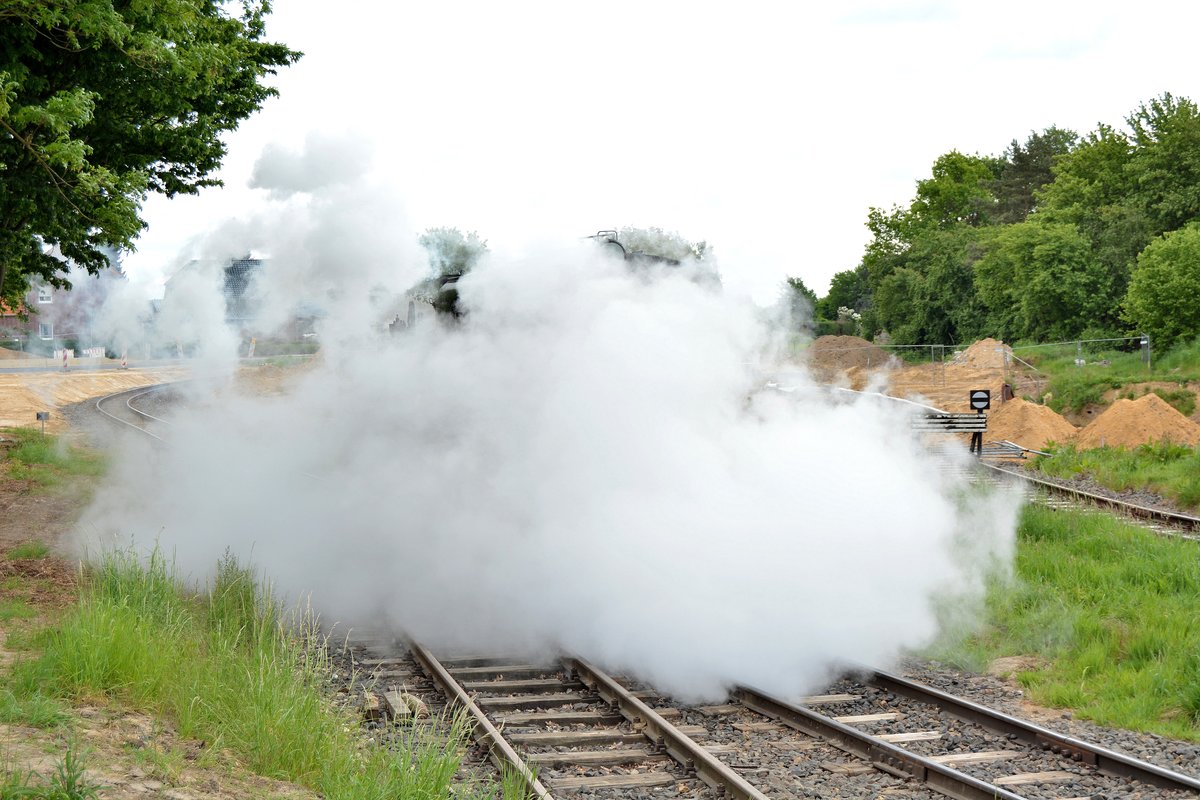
[823,93,1200,351]
[778,275,817,331]
[910,151,1001,229]
[816,265,870,322]
[990,126,1078,224]
[974,221,1111,342]
[1125,224,1200,349]
[1125,93,1200,235]
[617,226,709,262]
[418,227,488,277]
[0,0,301,307]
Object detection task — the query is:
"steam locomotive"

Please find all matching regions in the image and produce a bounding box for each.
[586,230,683,268]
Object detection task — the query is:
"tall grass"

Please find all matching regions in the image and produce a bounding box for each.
[8,550,505,800]
[930,504,1200,740]
[1034,443,1200,510]
[1,428,105,488]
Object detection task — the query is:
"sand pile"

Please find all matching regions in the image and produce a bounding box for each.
[953,338,1011,369]
[987,398,1077,450]
[808,335,892,371]
[1075,393,1200,449]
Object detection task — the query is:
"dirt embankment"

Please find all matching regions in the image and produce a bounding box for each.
[987,398,1077,451]
[1075,393,1200,449]
[952,337,1011,369]
[821,335,1200,450]
[0,367,187,432]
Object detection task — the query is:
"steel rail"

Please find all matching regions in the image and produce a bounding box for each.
[95,386,167,442]
[566,657,770,800]
[731,686,1026,800]
[125,387,174,427]
[408,642,553,800]
[868,668,1200,793]
[982,462,1200,531]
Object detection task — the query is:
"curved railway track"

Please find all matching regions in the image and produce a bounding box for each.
[94,384,175,441]
[341,637,1200,800]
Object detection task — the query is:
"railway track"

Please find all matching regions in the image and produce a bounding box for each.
[93,384,176,441]
[342,636,1200,800]
[980,461,1200,539]
[89,384,1200,797]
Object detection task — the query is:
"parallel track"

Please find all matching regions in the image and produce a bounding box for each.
[94,384,174,441]
[93,386,1200,797]
[347,638,1200,800]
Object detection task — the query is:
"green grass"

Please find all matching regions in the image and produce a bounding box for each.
[1,429,105,490]
[1,741,102,799]
[1033,442,1200,510]
[1015,338,1200,414]
[929,504,1200,740]
[3,550,509,800]
[0,599,37,624]
[6,542,50,560]
[0,688,70,728]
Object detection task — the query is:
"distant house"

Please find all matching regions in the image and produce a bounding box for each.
[0,257,126,356]
[223,256,264,329]
[161,256,319,343]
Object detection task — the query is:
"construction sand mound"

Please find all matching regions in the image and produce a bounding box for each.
[988,398,1076,451]
[1075,393,1200,449]
[0,347,34,359]
[953,338,1011,369]
[808,335,892,372]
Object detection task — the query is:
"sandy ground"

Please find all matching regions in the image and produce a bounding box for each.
[0,365,188,433]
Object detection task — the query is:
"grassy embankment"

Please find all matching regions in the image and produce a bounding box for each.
[931,503,1200,741]
[1033,442,1200,511]
[1013,339,1200,510]
[0,429,514,800]
[1016,337,1200,415]
[2,427,105,490]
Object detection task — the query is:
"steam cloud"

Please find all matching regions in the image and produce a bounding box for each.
[75,149,1020,702]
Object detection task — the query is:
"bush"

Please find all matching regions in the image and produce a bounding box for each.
[1126,225,1200,349]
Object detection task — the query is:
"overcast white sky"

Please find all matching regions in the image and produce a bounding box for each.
[122,0,1200,303]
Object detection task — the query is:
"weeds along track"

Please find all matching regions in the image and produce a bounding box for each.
[340,635,1200,800]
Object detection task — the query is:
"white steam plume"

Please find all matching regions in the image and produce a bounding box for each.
[75,137,1019,701]
[77,237,1019,703]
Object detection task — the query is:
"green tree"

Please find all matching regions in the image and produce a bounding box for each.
[1125,93,1200,235]
[975,221,1111,341]
[1036,123,1150,299]
[418,227,488,277]
[990,126,1078,224]
[779,275,817,331]
[417,227,489,317]
[617,226,709,262]
[872,227,984,345]
[0,0,300,307]
[1125,225,1200,348]
[815,265,870,321]
[910,151,1001,229]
